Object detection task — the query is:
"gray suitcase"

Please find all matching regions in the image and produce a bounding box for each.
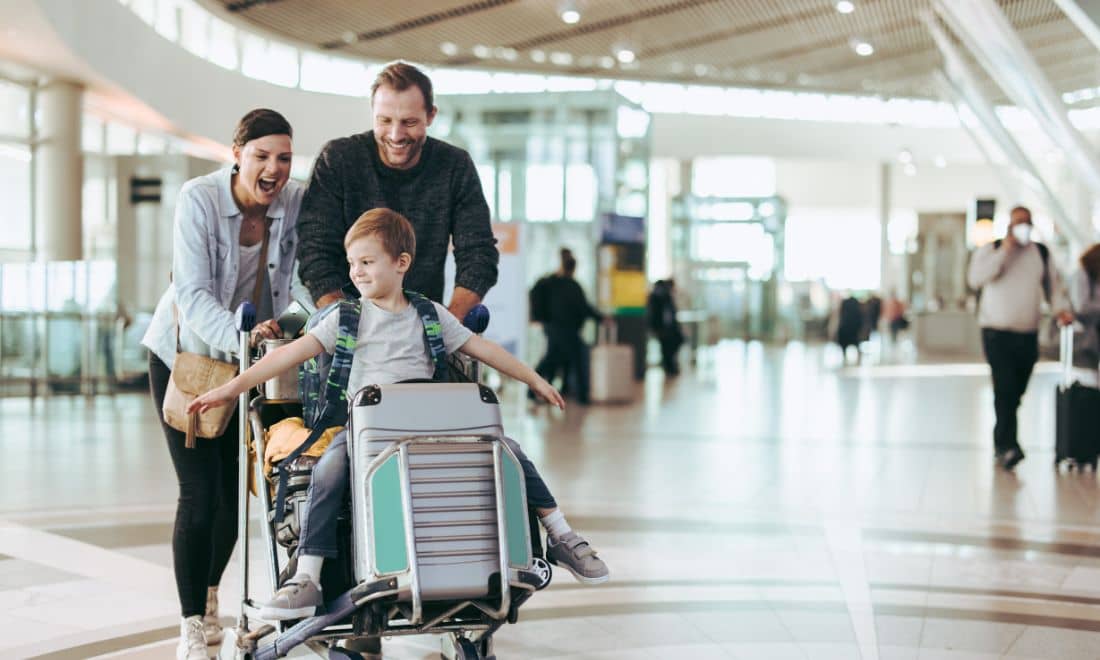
[347,382,533,610]
[590,322,635,403]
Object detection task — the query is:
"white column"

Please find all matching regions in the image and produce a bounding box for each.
[879,161,891,294]
[34,79,83,262]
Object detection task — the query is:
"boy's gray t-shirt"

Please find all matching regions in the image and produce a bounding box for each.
[309,299,473,395]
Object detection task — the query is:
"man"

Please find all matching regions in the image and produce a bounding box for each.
[531,248,602,404]
[297,61,497,319]
[646,279,683,376]
[967,206,1073,470]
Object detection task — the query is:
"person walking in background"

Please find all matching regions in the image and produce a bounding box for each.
[967,206,1073,470]
[883,291,909,343]
[530,248,602,404]
[1070,243,1100,367]
[835,292,864,365]
[647,278,684,376]
[863,292,882,343]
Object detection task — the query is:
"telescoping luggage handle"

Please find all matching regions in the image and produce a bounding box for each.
[1060,322,1075,388]
[598,318,617,345]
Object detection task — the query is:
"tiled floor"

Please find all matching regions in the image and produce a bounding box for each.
[4,340,1100,659]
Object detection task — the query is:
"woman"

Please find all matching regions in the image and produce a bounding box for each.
[1071,243,1100,367]
[141,109,303,659]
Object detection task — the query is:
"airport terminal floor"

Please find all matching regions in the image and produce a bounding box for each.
[5,340,1100,660]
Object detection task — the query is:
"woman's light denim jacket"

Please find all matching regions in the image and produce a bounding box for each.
[143,167,306,369]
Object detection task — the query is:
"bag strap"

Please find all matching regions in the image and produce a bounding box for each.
[406,290,447,381]
[275,298,360,522]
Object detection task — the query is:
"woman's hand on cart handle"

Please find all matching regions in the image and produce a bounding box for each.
[249,319,282,348]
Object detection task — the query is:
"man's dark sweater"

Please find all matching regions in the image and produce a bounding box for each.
[297,131,499,304]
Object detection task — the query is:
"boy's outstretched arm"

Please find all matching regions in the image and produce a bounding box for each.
[459,335,565,409]
[187,334,326,414]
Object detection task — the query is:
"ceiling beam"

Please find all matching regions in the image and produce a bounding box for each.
[321,0,518,50]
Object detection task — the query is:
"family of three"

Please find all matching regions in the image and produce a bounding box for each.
[142,61,609,660]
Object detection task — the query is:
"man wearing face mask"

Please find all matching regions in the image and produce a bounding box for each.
[968,206,1074,470]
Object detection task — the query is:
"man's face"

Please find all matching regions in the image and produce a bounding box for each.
[1009,209,1032,229]
[372,84,436,170]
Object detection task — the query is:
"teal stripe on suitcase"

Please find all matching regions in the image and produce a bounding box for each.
[371,454,409,574]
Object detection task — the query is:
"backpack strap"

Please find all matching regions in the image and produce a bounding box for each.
[275,298,360,522]
[406,290,448,381]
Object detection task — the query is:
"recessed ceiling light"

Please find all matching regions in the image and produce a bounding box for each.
[836,1,855,13]
[530,49,547,63]
[599,56,615,69]
[616,48,636,64]
[559,0,580,24]
[341,31,357,44]
[472,44,491,59]
[439,42,458,56]
[694,64,709,77]
[550,51,574,66]
[853,40,874,56]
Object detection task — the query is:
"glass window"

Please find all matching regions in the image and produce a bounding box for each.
[565,163,596,221]
[153,0,179,41]
[300,52,371,96]
[138,132,166,154]
[692,156,776,197]
[208,16,239,70]
[498,169,512,222]
[106,122,137,154]
[525,164,563,222]
[475,163,495,220]
[784,208,881,290]
[0,144,32,252]
[178,1,209,58]
[241,35,299,88]
[82,114,104,153]
[0,80,30,139]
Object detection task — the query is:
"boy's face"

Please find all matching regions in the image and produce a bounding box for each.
[346,235,410,300]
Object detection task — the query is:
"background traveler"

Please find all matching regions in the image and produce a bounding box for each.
[967,206,1073,470]
[530,248,603,403]
[647,278,684,376]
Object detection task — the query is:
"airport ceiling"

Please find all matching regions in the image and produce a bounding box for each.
[208,0,1097,102]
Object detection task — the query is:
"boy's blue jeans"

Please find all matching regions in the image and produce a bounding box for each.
[297,430,557,558]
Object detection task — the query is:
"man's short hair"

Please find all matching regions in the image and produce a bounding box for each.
[1010,205,1032,221]
[371,61,434,112]
[344,208,416,262]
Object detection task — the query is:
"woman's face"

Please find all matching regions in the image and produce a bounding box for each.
[232,133,292,206]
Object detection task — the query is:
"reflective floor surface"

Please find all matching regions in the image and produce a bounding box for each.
[4,340,1100,659]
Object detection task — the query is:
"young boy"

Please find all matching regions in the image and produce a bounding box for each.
[189,208,609,621]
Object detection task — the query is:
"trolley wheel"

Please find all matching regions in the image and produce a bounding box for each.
[455,637,481,660]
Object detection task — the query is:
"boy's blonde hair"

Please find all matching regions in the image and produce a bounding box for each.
[344,208,416,261]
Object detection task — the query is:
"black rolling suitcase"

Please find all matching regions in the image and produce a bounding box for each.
[1055,324,1100,469]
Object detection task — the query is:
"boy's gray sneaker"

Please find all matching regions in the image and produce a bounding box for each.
[546,532,609,584]
[259,576,323,621]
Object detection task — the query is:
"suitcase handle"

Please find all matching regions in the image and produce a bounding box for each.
[599,318,617,345]
[1061,322,1075,388]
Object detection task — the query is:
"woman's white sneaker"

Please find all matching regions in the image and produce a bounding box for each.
[177,616,209,660]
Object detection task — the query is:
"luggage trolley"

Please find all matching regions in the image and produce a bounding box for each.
[231,305,552,660]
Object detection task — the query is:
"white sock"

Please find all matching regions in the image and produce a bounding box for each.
[294,554,324,586]
[539,510,572,542]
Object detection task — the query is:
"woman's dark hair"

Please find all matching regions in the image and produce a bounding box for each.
[232,108,292,148]
[1081,243,1100,283]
